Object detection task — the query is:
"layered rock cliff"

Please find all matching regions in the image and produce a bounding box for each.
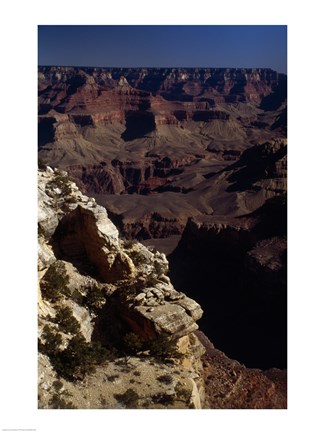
[38,165,287,409]
[38,166,205,409]
[37,66,287,409]
[38,67,286,211]
[38,67,286,246]
[169,194,287,370]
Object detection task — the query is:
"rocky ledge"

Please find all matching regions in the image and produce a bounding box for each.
[38,166,205,409]
[38,165,286,409]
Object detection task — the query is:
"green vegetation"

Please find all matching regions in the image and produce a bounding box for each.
[82,286,106,311]
[105,374,119,382]
[54,306,80,335]
[148,336,182,360]
[38,325,63,356]
[52,380,64,392]
[157,374,173,385]
[46,174,72,196]
[122,332,182,360]
[39,325,110,381]
[175,382,192,403]
[40,262,70,302]
[53,334,110,380]
[114,388,140,408]
[48,393,76,409]
[123,332,144,354]
[151,392,174,406]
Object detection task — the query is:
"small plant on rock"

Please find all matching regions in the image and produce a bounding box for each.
[175,382,192,403]
[114,388,140,408]
[151,392,174,406]
[52,380,64,392]
[83,286,106,311]
[54,306,80,335]
[40,326,110,381]
[47,175,72,196]
[40,262,70,302]
[123,332,144,354]
[38,325,63,356]
[148,336,182,360]
[157,374,173,385]
[48,393,76,409]
[52,334,110,380]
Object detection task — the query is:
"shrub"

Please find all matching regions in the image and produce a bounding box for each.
[175,382,192,402]
[157,374,173,385]
[40,262,70,302]
[54,306,80,335]
[105,374,119,382]
[83,286,106,311]
[123,332,144,354]
[38,325,62,356]
[52,335,110,380]
[47,175,72,197]
[148,336,182,359]
[49,393,76,409]
[52,380,64,392]
[40,326,110,381]
[151,392,174,406]
[114,389,139,408]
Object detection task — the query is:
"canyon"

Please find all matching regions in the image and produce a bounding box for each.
[38,66,287,408]
[38,66,286,242]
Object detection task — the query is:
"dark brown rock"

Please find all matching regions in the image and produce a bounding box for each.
[196,331,287,409]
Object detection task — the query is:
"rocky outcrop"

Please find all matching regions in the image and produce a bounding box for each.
[38,167,205,409]
[197,331,286,409]
[39,67,285,109]
[169,193,287,371]
[38,66,286,166]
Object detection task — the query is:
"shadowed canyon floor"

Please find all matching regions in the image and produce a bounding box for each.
[38,66,287,408]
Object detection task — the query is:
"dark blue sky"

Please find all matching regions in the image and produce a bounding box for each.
[38,25,287,73]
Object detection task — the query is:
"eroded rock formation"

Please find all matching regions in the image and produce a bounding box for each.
[38,67,286,239]
[38,165,286,409]
[38,167,205,409]
[169,194,287,370]
[37,66,287,409]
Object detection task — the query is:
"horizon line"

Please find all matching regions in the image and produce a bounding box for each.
[38,65,286,74]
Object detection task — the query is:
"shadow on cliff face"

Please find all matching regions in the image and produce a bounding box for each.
[168,196,287,370]
[121,111,156,141]
[259,77,287,112]
[38,117,56,149]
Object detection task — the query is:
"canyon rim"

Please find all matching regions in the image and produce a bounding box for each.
[37,26,287,409]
